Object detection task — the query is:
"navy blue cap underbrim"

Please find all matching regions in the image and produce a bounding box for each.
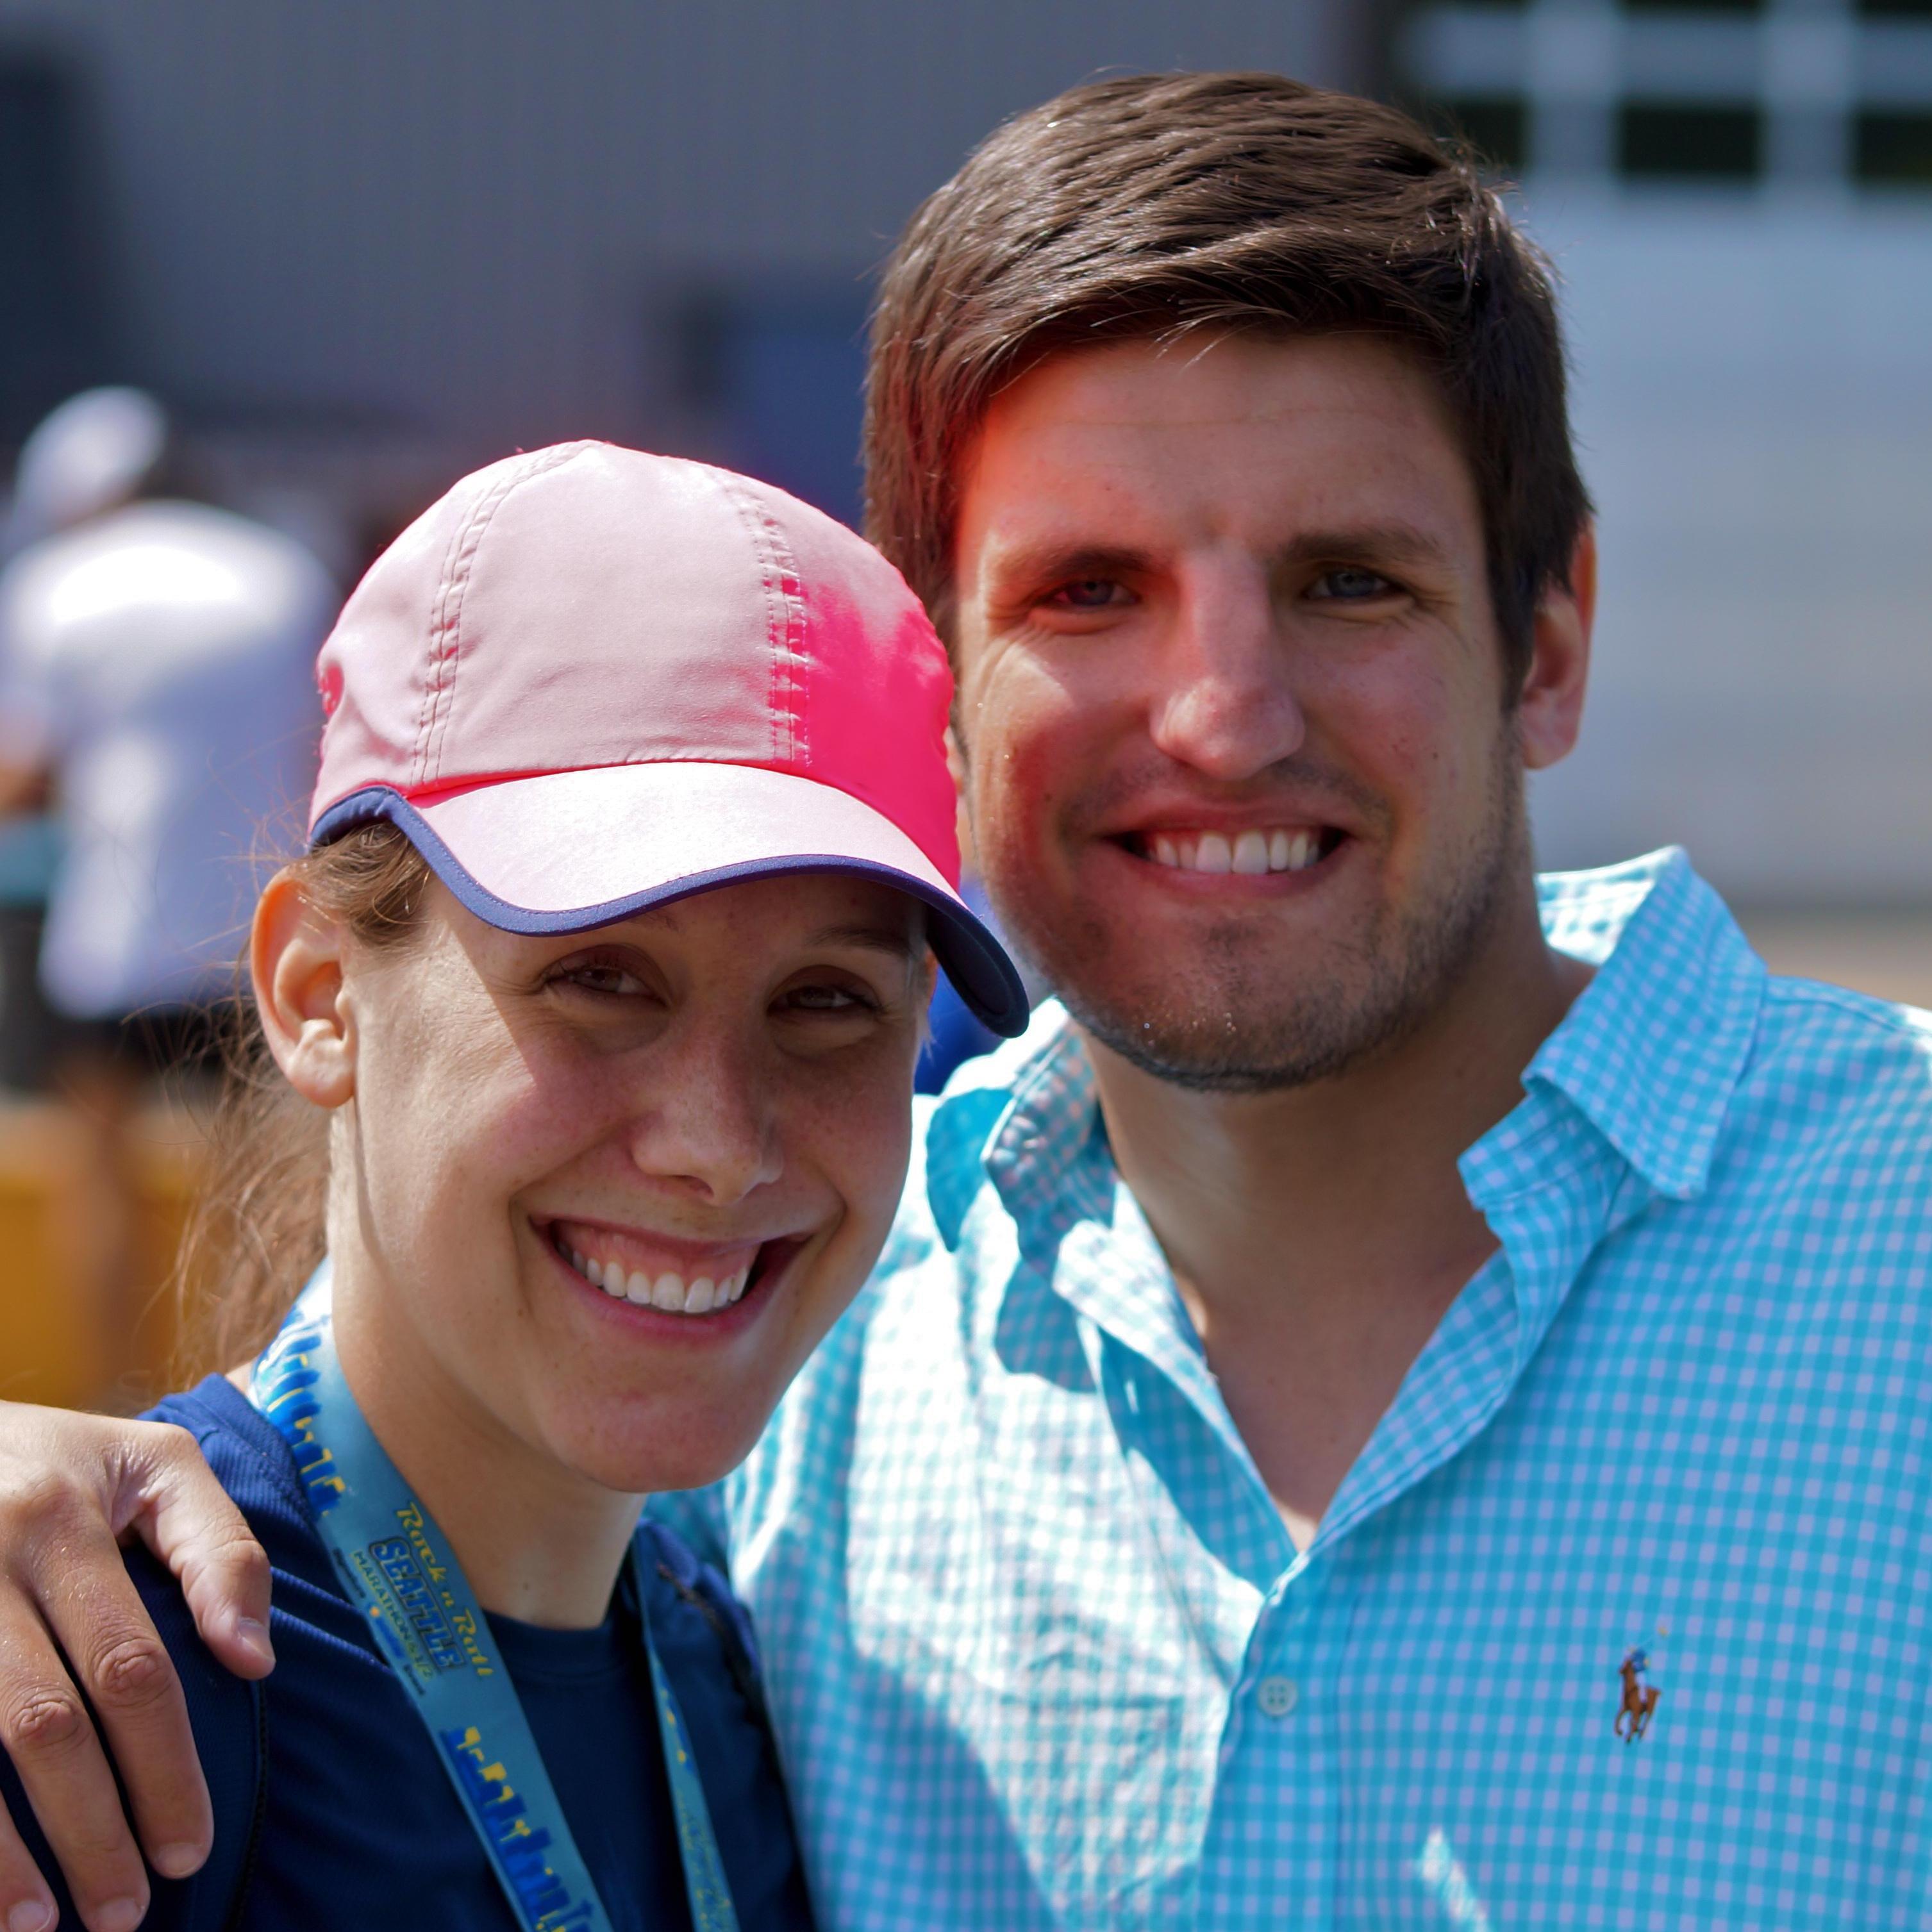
[312,785,1030,1037]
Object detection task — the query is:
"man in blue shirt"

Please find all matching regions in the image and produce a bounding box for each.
[1,72,1929,1931]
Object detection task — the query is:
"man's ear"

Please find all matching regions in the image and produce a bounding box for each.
[251,869,356,1108]
[1516,522,1596,772]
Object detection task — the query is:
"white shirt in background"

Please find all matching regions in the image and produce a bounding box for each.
[0,500,334,1018]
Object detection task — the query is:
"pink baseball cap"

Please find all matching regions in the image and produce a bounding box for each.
[309,440,1027,1033]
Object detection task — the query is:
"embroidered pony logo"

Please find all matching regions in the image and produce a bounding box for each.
[1615,1647,1660,1742]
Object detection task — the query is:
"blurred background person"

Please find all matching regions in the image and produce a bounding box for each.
[0,386,333,1397]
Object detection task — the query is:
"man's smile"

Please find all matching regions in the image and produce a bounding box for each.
[1122,825,1344,876]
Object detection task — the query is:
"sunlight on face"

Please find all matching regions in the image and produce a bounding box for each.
[331,870,931,1495]
[950,332,1531,1091]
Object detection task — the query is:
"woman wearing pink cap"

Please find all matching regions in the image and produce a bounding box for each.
[0,442,1025,1932]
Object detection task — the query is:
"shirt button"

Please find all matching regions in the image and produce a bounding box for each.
[1256,1675,1300,1719]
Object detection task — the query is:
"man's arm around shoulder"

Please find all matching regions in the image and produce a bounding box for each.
[0,1403,272,1932]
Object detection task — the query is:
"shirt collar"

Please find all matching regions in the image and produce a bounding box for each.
[1514,846,1764,1204]
[928,847,1764,1241]
[924,1001,1094,1251]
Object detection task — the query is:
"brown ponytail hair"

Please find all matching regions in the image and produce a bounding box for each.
[171,821,433,1379]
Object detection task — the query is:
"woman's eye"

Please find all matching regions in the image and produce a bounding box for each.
[781,983,870,1015]
[554,962,648,997]
[1308,566,1398,603]
[1044,578,1129,612]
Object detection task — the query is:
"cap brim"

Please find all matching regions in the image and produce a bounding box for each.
[312,765,1030,1037]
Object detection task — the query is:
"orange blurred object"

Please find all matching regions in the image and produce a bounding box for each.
[0,1101,203,1411]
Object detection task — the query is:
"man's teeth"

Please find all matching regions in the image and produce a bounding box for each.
[567,1248,751,1314]
[1147,829,1322,874]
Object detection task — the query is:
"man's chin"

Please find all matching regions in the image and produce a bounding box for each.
[1069,978,1395,1095]
[1000,899,1386,1094]
[1046,867,1509,1095]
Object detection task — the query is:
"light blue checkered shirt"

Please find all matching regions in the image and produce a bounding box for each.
[654,849,1932,1929]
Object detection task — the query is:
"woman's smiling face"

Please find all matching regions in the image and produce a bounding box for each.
[314,869,929,1496]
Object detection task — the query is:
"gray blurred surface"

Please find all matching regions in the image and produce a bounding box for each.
[0,1,1365,451]
[1526,195,1932,905]
[1738,908,1932,1013]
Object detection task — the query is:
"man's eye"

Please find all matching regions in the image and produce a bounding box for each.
[1044,578,1129,611]
[1308,566,1398,602]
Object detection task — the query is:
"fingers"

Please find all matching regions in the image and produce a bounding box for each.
[0,1406,264,1926]
[35,1538,217,1885]
[0,1596,151,1932]
[0,1798,59,1932]
[128,1431,272,1682]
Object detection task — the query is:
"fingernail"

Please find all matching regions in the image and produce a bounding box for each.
[151,1841,204,1879]
[8,1899,54,1932]
[93,1901,143,1932]
[231,1614,274,1665]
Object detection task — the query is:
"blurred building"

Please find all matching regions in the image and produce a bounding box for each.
[0,2,1379,522]
[1399,0,1932,900]
[0,0,1926,908]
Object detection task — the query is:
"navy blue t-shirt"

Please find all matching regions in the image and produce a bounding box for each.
[0,1377,813,1929]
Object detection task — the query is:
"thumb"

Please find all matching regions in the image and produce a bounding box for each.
[127,1426,275,1679]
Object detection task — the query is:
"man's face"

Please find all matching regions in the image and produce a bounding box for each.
[950,331,1572,1092]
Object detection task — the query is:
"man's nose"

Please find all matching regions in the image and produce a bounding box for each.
[1148,557,1305,783]
[621,1022,783,1206]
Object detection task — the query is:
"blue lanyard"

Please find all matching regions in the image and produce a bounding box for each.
[249,1265,738,1932]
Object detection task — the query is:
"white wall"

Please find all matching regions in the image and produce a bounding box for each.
[1526,193,1932,902]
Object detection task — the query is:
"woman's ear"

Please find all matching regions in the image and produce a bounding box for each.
[251,869,356,1108]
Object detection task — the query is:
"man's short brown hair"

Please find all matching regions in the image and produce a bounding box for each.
[863,72,1591,692]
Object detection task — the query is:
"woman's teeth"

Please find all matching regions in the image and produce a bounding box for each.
[567,1247,751,1315]
[1146,828,1322,875]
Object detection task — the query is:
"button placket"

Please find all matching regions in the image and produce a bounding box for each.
[1206,1558,1344,1930]
[1256,1674,1300,1718]
[1228,1557,1325,1732]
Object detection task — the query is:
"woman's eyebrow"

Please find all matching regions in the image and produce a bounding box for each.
[804,922,920,960]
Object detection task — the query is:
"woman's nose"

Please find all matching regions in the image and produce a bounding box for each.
[1149,560,1305,783]
[620,1026,783,1206]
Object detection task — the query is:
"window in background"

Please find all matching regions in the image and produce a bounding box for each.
[1857,110,1932,177]
[0,51,110,447]
[1399,0,1932,191]
[1433,94,1531,169]
[1620,103,1762,177]
[670,289,867,530]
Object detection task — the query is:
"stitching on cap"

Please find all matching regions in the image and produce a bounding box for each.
[413,493,485,788]
[710,468,808,765]
[416,442,589,786]
[763,500,809,765]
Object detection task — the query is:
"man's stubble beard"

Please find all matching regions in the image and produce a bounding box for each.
[994,735,1528,1097]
